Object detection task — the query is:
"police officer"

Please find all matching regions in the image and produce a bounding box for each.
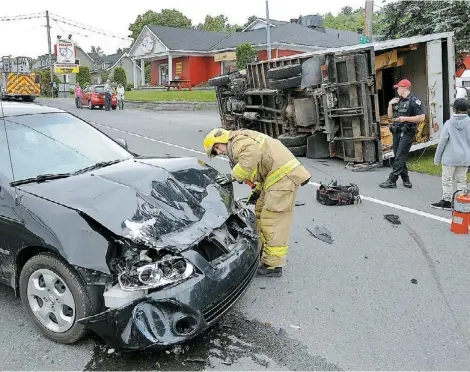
[380,79,425,189]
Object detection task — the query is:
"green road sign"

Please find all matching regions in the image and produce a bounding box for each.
[360,35,371,44]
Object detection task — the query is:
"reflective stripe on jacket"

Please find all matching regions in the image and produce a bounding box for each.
[227,129,311,191]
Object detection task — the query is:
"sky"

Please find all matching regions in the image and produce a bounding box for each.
[0,0,367,58]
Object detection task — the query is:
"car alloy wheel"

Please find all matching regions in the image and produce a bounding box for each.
[27,268,76,333]
[88,101,93,110]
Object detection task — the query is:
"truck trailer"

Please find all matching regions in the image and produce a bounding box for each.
[209,32,456,164]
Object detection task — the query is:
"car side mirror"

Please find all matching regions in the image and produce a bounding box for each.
[115,138,128,149]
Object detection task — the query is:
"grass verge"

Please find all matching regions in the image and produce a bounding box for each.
[125,90,216,102]
[407,145,470,181]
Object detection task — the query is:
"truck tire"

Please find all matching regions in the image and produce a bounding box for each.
[208,75,230,87]
[268,76,302,90]
[278,133,309,147]
[267,64,302,80]
[288,145,307,157]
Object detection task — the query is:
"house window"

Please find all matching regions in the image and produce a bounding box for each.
[94,63,99,70]
[222,60,237,74]
[75,59,80,65]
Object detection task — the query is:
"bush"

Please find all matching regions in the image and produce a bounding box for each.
[76,66,91,87]
[39,70,61,97]
[113,67,127,87]
[236,43,257,69]
[126,83,134,91]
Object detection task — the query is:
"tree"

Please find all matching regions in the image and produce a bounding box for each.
[90,46,105,56]
[116,47,130,54]
[39,70,61,96]
[243,15,259,29]
[323,6,366,33]
[236,43,257,69]
[145,63,151,84]
[128,9,192,40]
[377,0,470,53]
[341,6,354,16]
[76,66,91,86]
[113,67,127,86]
[197,14,240,33]
[100,70,110,83]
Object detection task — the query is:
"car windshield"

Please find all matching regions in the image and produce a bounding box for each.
[0,112,132,181]
[94,86,105,93]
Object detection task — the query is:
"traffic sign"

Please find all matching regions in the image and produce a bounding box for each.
[54,63,79,74]
[360,35,371,44]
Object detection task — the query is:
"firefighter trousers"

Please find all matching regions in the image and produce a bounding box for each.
[255,176,298,267]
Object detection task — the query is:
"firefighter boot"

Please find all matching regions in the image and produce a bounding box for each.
[256,264,282,277]
[379,179,397,189]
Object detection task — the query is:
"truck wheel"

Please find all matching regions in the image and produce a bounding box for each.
[288,145,307,157]
[278,133,309,147]
[268,76,302,90]
[19,253,95,344]
[208,75,230,87]
[267,64,302,80]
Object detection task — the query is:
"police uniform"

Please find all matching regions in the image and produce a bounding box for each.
[387,93,424,185]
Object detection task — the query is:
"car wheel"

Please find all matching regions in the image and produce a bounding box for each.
[88,100,94,110]
[267,64,302,80]
[208,75,230,87]
[288,145,307,157]
[99,105,103,109]
[19,252,95,344]
[268,76,302,90]
[278,133,309,147]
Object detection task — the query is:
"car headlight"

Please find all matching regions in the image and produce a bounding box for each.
[118,254,194,291]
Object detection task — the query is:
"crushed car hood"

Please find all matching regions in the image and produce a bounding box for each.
[19,157,234,250]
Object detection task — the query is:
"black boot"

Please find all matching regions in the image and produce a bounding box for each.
[403,179,412,188]
[256,264,282,277]
[379,179,397,189]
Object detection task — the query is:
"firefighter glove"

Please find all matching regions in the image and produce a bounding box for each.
[216,173,233,185]
[247,189,261,205]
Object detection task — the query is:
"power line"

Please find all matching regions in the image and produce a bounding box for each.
[0,14,44,22]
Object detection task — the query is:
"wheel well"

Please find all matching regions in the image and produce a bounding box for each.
[15,246,55,294]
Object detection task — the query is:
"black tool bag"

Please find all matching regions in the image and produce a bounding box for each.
[316,181,361,206]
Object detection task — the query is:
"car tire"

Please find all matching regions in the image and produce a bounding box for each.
[278,133,309,147]
[19,252,95,344]
[267,64,302,80]
[88,101,94,110]
[268,76,302,90]
[208,75,230,87]
[288,145,307,157]
[99,105,103,109]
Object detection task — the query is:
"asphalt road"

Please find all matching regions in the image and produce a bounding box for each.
[1,98,469,371]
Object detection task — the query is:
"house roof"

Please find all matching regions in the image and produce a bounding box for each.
[242,18,288,32]
[211,23,352,51]
[147,25,229,52]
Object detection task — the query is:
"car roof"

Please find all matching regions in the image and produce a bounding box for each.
[0,101,66,118]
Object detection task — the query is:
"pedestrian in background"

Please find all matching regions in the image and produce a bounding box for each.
[104,79,113,111]
[116,83,125,110]
[431,98,470,210]
[74,82,83,109]
[380,79,425,189]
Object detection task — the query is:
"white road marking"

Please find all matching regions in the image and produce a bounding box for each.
[94,123,453,225]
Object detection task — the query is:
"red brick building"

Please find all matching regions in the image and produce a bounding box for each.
[128,18,358,88]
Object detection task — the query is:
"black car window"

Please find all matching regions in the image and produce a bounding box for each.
[1,113,132,181]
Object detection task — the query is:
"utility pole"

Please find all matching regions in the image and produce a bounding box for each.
[46,10,54,96]
[365,0,374,40]
[266,0,272,60]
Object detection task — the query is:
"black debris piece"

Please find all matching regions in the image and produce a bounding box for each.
[316,180,361,206]
[185,358,206,363]
[307,226,333,244]
[295,201,306,206]
[384,214,401,225]
[411,279,418,284]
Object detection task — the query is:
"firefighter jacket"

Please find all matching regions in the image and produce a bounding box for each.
[227,130,311,192]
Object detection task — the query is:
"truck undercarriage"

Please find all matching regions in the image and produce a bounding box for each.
[210,47,382,164]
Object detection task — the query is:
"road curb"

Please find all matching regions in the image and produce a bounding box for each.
[124,100,218,112]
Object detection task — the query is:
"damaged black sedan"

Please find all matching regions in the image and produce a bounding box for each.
[0,102,259,350]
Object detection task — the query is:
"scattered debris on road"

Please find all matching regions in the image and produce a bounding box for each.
[295,201,306,206]
[411,279,418,284]
[275,327,287,336]
[384,214,401,225]
[307,226,334,244]
[107,348,115,355]
[345,162,381,172]
[185,357,206,363]
[289,325,301,330]
[316,180,361,206]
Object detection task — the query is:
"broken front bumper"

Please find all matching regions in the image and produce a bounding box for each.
[78,237,259,350]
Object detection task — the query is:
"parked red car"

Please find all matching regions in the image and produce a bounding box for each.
[81,85,117,110]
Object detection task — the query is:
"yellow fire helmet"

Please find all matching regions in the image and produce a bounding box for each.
[203,128,230,157]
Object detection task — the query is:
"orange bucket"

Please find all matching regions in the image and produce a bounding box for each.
[451,190,470,234]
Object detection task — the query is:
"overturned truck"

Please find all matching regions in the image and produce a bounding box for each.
[209,32,455,164]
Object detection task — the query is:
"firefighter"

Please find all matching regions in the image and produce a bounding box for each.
[379,79,425,189]
[203,128,311,277]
